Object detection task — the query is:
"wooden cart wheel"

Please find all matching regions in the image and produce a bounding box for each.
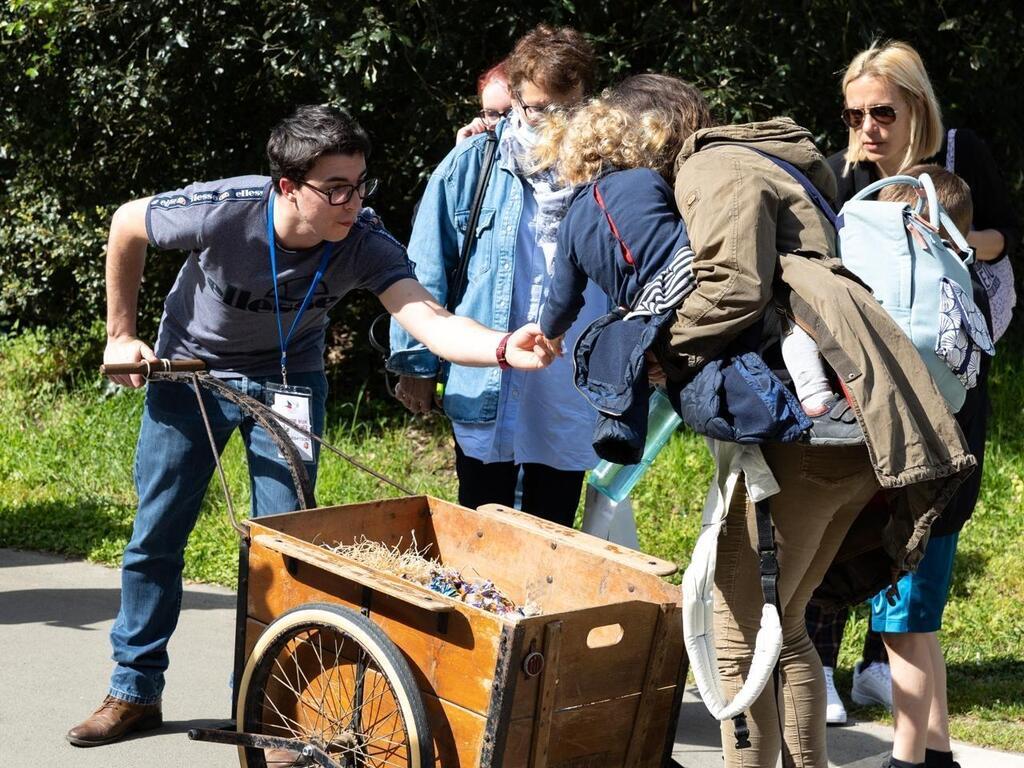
[237,602,434,768]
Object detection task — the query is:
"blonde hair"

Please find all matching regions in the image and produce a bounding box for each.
[533,74,712,186]
[841,40,943,174]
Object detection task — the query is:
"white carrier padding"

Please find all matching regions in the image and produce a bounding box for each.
[682,440,784,721]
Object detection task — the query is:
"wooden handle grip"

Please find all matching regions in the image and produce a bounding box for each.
[100,358,206,376]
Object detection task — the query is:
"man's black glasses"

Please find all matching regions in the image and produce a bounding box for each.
[302,178,379,206]
[841,105,898,129]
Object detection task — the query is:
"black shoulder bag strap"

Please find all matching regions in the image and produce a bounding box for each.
[446,129,499,313]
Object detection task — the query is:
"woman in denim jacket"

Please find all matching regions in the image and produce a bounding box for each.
[388,25,605,526]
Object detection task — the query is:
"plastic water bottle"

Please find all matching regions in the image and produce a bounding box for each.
[588,388,683,503]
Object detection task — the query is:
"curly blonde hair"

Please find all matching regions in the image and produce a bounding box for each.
[533,74,712,186]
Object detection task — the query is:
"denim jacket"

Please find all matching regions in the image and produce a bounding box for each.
[388,122,524,423]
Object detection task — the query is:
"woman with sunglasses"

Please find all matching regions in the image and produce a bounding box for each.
[808,40,1019,768]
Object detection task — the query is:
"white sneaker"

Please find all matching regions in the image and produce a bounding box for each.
[851,660,893,709]
[823,666,847,725]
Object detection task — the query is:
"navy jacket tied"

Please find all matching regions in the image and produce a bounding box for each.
[540,168,695,464]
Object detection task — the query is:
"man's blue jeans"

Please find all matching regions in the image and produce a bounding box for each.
[108,372,327,704]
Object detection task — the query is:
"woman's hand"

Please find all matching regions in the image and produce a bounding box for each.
[455,118,489,145]
[395,375,437,414]
[504,323,557,370]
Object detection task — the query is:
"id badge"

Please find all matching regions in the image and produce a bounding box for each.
[266,383,314,462]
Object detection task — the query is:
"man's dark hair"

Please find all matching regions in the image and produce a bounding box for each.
[267,104,371,188]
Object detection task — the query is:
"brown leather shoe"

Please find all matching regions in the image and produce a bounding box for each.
[66,694,162,747]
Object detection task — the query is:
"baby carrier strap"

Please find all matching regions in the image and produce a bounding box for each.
[945,128,957,173]
[448,131,499,312]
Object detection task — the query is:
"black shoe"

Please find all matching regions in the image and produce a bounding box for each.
[805,396,864,446]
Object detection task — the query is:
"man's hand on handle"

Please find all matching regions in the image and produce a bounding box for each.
[104,336,159,389]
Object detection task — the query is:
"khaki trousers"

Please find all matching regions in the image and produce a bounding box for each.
[714,443,879,768]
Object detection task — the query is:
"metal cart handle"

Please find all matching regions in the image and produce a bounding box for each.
[253,533,455,615]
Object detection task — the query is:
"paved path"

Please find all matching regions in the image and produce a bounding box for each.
[1,548,1021,767]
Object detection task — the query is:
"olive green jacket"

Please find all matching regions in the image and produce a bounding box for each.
[656,119,975,596]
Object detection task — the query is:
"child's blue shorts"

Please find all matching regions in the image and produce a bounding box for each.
[870,532,959,633]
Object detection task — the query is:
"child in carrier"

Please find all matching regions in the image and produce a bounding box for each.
[778,163,975,419]
[538,162,854,460]
[530,92,862,439]
[878,164,973,248]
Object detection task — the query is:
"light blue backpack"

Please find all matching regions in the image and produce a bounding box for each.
[837,173,994,412]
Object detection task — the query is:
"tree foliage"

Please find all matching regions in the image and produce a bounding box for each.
[1,0,1021,334]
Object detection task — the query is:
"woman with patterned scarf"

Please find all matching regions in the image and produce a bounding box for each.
[388,24,605,526]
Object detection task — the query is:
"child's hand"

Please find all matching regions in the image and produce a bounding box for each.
[538,334,565,359]
[646,350,667,387]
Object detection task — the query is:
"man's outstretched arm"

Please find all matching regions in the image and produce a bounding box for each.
[380,278,554,370]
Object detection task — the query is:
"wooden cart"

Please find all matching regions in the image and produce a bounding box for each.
[231,495,687,768]
[96,363,687,767]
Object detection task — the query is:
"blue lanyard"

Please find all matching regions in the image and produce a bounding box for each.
[266,191,333,384]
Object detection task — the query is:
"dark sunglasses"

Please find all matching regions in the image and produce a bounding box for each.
[841,104,898,129]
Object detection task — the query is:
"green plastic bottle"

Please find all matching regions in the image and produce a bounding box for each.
[588,388,682,503]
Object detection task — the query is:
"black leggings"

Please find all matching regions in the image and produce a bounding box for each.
[454,442,584,528]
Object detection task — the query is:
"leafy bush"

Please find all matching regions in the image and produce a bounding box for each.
[2,0,1021,335]
[0,320,106,403]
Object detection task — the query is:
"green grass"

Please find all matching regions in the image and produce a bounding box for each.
[0,327,1021,751]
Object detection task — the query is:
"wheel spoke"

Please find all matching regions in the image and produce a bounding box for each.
[261,690,308,738]
[306,629,335,740]
[266,667,321,735]
[290,632,326,740]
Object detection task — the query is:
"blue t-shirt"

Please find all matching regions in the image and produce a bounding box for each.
[146,175,413,376]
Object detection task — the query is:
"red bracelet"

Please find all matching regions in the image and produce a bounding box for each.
[496,332,513,370]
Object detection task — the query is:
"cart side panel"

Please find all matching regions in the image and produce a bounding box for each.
[502,605,685,767]
[502,694,638,768]
[501,686,678,768]
[254,496,438,553]
[425,498,679,612]
[507,602,682,716]
[426,692,487,768]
